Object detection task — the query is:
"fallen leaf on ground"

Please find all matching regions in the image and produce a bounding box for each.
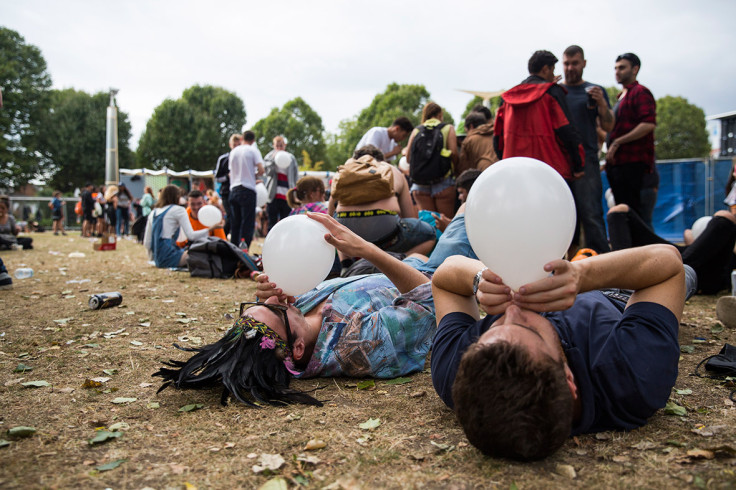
[108,422,130,431]
[356,380,375,390]
[691,425,728,437]
[664,401,687,416]
[91,377,111,383]
[88,430,123,445]
[680,345,695,354]
[305,439,326,450]
[686,448,715,459]
[82,379,103,389]
[409,390,426,398]
[384,377,412,385]
[96,459,126,472]
[139,382,153,388]
[252,453,285,473]
[0,439,10,448]
[103,369,118,376]
[8,426,36,438]
[675,388,692,395]
[297,453,321,465]
[147,402,160,409]
[130,341,143,346]
[359,418,381,430]
[111,397,137,404]
[555,464,576,479]
[259,477,288,490]
[13,363,33,373]
[21,380,50,388]
[631,441,657,450]
[430,440,455,452]
[178,403,204,412]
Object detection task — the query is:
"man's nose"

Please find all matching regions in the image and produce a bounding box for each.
[264,295,280,305]
[504,304,524,322]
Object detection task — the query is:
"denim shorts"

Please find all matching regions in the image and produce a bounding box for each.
[384,218,436,253]
[410,176,456,197]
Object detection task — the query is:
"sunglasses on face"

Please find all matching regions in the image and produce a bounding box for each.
[239,301,294,352]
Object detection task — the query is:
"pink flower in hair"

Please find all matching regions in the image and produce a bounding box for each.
[283,358,300,375]
[260,336,276,350]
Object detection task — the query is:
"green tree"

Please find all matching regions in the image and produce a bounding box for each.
[0,27,52,189]
[654,96,710,159]
[457,95,501,133]
[38,89,133,191]
[325,83,431,169]
[251,97,326,168]
[605,86,622,105]
[137,85,245,171]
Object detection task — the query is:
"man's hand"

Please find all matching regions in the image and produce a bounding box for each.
[434,214,451,232]
[385,146,402,159]
[605,140,619,165]
[476,268,512,316]
[573,170,584,180]
[511,259,581,312]
[255,272,296,304]
[307,212,370,258]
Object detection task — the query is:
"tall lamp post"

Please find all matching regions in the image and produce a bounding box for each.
[105,88,119,186]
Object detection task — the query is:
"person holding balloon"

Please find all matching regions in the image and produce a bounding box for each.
[155,211,441,406]
[144,185,223,269]
[263,136,300,233]
[175,190,227,248]
[428,157,689,461]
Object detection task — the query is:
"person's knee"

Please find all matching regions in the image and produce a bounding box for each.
[607,203,629,215]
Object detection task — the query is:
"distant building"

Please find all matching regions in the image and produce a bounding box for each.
[707,110,736,157]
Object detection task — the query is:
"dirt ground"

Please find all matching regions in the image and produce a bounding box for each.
[1,232,735,489]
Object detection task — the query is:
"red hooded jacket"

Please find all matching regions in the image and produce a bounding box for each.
[493,76,584,180]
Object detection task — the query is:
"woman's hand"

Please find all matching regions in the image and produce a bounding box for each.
[511,259,581,312]
[306,212,371,258]
[476,268,513,316]
[254,272,296,304]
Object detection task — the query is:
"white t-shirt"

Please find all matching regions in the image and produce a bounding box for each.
[143,205,209,255]
[355,127,397,161]
[229,144,263,191]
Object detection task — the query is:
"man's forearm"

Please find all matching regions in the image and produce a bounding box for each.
[360,243,429,293]
[613,122,655,145]
[598,106,614,132]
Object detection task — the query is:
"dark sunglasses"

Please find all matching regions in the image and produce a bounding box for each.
[239,301,294,352]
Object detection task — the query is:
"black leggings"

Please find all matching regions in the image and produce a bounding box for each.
[608,209,736,294]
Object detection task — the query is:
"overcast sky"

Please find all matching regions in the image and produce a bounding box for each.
[5,0,736,150]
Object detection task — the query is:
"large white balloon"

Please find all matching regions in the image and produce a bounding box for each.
[275,151,292,170]
[256,182,268,207]
[691,216,712,240]
[465,157,577,291]
[197,205,222,227]
[262,215,335,296]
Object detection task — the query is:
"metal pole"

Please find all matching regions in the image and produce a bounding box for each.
[105,88,119,186]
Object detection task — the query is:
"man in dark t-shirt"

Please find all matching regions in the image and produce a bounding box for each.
[430,245,687,460]
[80,183,95,237]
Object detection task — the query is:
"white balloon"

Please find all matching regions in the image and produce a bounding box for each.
[262,215,335,296]
[691,216,712,240]
[197,205,222,227]
[398,156,410,172]
[275,151,292,170]
[605,188,616,209]
[256,182,268,207]
[464,157,576,291]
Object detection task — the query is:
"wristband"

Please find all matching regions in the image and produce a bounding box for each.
[472,267,488,295]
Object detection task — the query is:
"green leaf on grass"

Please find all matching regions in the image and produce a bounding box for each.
[359,418,381,430]
[356,380,375,390]
[178,403,204,412]
[0,439,9,448]
[111,397,137,404]
[89,430,123,445]
[259,477,288,490]
[21,380,50,388]
[8,426,36,438]
[13,363,33,373]
[680,345,695,354]
[96,459,127,472]
[711,323,724,334]
[664,401,687,416]
[675,388,693,395]
[147,402,160,409]
[102,369,118,376]
[384,377,412,385]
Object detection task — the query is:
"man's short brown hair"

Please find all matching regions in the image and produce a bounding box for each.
[243,130,256,143]
[452,340,573,460]
[229,133,243,146]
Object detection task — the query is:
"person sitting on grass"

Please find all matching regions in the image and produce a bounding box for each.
[143,185,222,269]
[175,190,227,248]
[287,176,328,216]
[429,244,688,460]
[154,211,479,407]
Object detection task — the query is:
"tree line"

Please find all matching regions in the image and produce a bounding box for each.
[1,26,712,193]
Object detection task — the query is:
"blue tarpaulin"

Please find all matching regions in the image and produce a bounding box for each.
[601,157,734,243]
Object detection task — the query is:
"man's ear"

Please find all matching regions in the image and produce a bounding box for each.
[564,364,578,401]
[292,338,306,362]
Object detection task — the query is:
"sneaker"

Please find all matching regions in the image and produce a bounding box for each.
[571,248,598,262]
[0,272,12,290]
[716,296,736,329]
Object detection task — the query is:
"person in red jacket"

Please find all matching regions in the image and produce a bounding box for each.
[493,50,584,181]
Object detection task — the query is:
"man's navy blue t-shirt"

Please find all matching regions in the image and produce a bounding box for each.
[430,292,679,435]
[563,82,610,165]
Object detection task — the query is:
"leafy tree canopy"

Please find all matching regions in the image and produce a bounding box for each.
[137,85,245,171]
[38,89,133,191]
[655,95,710,159]
[251,97,326,168]
[0,27,52,190]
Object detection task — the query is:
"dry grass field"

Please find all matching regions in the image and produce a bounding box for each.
[1,233,735,489]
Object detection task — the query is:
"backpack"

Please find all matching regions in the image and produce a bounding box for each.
[330,155,394,206]
[215,153,231,194]
[410,122,452,184]
[186,236,259,279]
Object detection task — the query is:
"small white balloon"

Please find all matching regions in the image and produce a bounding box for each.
[275,151,292,170]
[691,216,712,240]
[262,215,335,296]
[398,156,410,172]
[605,188,616,209]
[465,157,576,291]
[256,182,268,207]
[197,205,222,227]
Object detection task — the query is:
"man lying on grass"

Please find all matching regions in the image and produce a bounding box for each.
[430,244,688,460]
[155,212,476,406]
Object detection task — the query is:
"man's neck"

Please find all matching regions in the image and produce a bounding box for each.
[563,78,585,87]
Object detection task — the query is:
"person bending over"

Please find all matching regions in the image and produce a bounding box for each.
[155,213,438,406]
[430,244,686,460]
[607,204,736,295]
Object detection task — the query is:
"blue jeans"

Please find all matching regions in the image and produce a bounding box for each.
[405,213,478,274]
[229,186,256,248]
[116,207,130,236]
[571,160,609,253]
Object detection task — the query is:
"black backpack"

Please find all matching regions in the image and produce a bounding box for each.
[215,152,231,194]
[410,122,451,185]
[186,236,259,279]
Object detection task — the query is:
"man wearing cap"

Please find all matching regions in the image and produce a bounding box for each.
[606,52,656,218]
[561,45,615,254]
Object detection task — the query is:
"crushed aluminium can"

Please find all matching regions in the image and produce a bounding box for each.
[89,292,123,310]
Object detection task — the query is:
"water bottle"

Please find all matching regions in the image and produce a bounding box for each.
[731,270,736,296]
[239,239,249,253]
[14,268,34,279]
